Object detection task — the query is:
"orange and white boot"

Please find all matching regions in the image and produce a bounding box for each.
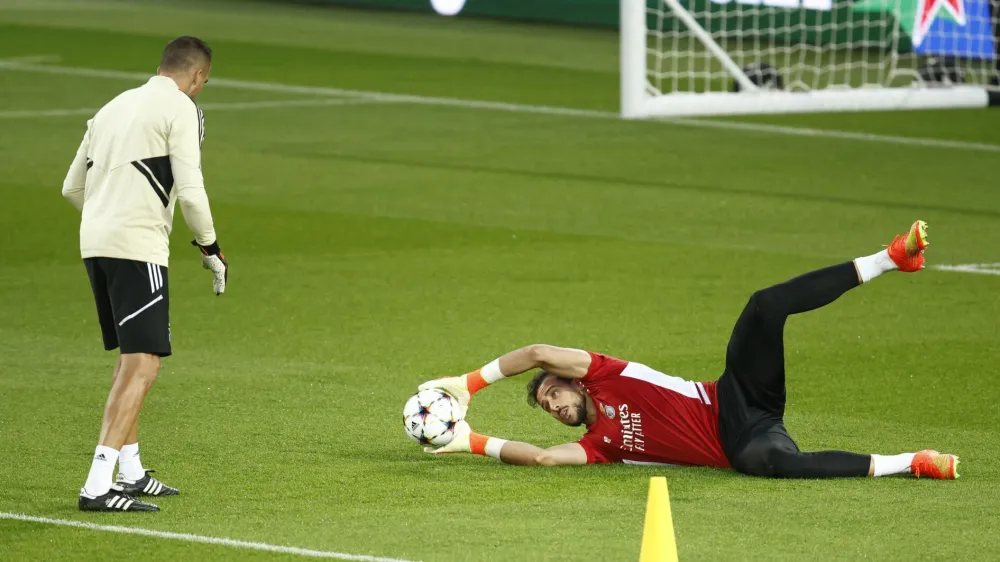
[911,449,960,480]
[887,220,929,272]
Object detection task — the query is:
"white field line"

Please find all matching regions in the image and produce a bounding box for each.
[0,512,417,562]
[0,61,610,118]
[665,117,1000,153]
[932,263,1000,276]
[0,98,384,119]
[199,99,383,111]
[0,0,109,9]
[1,60,999,153]
[0,107,98,119]
[0,54,63,64]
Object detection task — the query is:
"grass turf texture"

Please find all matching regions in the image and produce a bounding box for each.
[1,0,1000,560]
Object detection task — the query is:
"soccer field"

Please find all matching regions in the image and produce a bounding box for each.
[1,1,999,560]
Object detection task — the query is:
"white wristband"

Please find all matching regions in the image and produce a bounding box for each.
[484,437,508,460]
[480,358,504,384]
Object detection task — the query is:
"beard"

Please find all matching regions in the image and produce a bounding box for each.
[565,399,588,427]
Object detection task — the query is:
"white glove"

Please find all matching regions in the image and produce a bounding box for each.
[418,375,472,417]
[424,420,472,454]
[192,240,228,296]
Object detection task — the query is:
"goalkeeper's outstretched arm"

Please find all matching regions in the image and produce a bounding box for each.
[418,344,591,408]
[498,442,588,466]
[426,421,588,466]
[494,344,592,379]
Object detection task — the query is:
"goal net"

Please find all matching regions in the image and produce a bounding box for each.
[620,0,1000,116]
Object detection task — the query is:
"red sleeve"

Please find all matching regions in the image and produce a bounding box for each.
[582,352,629,382]
[577,433,616,464]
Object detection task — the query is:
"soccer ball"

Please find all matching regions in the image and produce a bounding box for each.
[731,62,784,92]
[917,57,965,86]
[402,389,464,447]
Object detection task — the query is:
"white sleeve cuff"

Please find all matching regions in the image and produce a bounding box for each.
[481,359,504,384]
[484,438,507,460]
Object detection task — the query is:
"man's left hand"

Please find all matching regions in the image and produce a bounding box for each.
[191,240,228,296]
[423,420,472,454]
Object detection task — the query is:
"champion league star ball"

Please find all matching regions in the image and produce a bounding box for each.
[402,389,464,447]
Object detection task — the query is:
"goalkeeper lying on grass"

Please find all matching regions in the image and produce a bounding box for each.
[418,221,959,479]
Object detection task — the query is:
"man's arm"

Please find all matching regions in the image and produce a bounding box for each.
[62,121,91,211]
[496,344,592,380]
[169,103,216,246]
[170,103,228,295]
[418,344,592,409]
[427,421,588,466]
[499,442,588,466]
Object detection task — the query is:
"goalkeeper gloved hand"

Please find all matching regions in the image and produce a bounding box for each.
[191,240,228,296]
[424,421,508,460]
[423,420,473,454]
[423,421,507,461]
[418,359,504,417]
[418,376,474,416]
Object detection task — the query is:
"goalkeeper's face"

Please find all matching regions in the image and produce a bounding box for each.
[536,377,589,427]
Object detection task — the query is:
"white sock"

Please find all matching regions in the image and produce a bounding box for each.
[871,453,916,477]
[119,442,146,480]
[82,445,119,496]
[853,250,897,283]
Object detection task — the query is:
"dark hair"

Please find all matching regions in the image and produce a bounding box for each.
[526,371,573,408]
[160,36,212,72]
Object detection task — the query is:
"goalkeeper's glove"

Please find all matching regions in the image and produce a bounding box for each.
[418,376,474,416]
[424,420,473,454]
[191,240,228,296]
[423,421,507,459]
[418,359,504,416]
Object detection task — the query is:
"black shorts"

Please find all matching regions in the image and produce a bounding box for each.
[716,291,790,471]
[84,257,171,357]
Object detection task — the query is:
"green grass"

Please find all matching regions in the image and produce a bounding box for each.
[1,0,1000,560]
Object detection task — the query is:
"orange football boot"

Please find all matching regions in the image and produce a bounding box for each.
[887,220,929,272]
[911,449,960,479]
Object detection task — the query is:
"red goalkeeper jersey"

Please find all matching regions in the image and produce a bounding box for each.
[576,352,730,468]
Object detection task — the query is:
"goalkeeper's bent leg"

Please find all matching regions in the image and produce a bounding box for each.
[752,220,929,323]
[750,262,861,326]
[768,449,872,478]
[732,428,871,478]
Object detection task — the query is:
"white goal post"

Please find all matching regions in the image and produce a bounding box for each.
[620,0,1000,117]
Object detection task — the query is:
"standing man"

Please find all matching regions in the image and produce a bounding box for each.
[62,36,229,512]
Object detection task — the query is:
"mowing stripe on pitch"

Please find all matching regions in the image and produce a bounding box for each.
[1,60,998,153]
[0,512,416,562]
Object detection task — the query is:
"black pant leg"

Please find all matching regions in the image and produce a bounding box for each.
[724,262,861,415]
[755,262,861,318]
[732,426,871,478]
